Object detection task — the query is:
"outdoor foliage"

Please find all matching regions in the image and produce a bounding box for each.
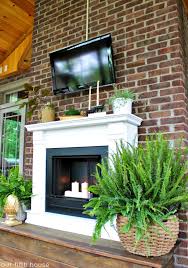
[0,167,32,216]
[84,134,188,242]
[19,83,52,118]
[3,118,20,159]
[64,108,80,116]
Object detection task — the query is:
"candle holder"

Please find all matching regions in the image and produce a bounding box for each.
[88,105,106,118]
[88,105,104,114]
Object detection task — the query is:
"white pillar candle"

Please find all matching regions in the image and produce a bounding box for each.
[81,182,89,198]
[72,181,79,193]
[96,80,100,106]
[88,86,92,110]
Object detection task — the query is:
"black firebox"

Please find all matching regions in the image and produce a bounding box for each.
[46,146,108,217]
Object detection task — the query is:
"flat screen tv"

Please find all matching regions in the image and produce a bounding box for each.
[50,34,116,94]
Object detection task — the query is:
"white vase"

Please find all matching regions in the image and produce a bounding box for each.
[112,98,133,114]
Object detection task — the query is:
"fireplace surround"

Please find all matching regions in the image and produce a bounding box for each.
[25,114,142,240]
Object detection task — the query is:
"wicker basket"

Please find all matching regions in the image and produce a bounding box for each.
[117,215,179,257]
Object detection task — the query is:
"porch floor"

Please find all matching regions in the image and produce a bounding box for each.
[0,222,175,268]
[0,259,21,268]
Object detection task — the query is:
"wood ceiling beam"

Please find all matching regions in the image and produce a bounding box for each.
[183,0,188,14]
[0,26,33,64]
[18,40,32,72]
[0,34,32,78]
[10,0,34,17]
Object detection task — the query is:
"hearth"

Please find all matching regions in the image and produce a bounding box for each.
[46,146,108,217]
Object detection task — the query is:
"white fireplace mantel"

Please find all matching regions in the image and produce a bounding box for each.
[25,113,142,241]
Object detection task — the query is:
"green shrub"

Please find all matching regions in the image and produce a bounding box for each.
[84,134,188,242]
[0,167,32,216]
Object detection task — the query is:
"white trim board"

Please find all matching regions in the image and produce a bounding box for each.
[0,78,29,93]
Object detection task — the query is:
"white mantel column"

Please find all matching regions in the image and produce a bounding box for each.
[107,120,139,155]
[31,131,46,214]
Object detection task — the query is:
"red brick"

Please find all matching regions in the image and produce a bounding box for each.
[160,73,182,82]
[138,78,157,86]
[149,68,169,77]
[127,73,146,81]
[142,119,158,127]
[147,55,168,64]
[148,126,170,133]
[176,257,188,266]
[149,111,171,119]
[127,60,145,68]
[175,247,188,257]
[150,96,171,104]
[137,64,157,73]
[149,82,171,90]
[127,48,145,57]
[161,116,185,125]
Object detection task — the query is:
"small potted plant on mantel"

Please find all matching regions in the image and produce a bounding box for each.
[84,134,188,257]
[108,84,135,114]
[19,83,55,123]
[59,107,86,121]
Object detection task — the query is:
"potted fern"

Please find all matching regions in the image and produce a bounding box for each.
[84,134,188,257]
[109,84,135,114]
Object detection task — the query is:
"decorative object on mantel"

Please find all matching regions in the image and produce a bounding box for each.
[84,134,188,257]
[0,168,32,224]
[3,195,22,227]
[59,108,86,121]
[19,83,55,122]
[41,102,55,123]
[88,81,106,118]
[108,84,135,114]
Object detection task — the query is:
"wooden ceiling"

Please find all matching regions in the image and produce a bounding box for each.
[0,0,34,64]
[184,0,188,14]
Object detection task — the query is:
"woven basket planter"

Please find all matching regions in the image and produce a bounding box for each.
[117,215,179,257]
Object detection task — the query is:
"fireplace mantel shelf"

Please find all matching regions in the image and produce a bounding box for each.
[25,113,142,132]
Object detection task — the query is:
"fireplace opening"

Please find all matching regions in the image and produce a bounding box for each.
[46,146,108,217]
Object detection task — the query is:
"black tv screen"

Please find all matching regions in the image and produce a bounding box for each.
[50,34,116,94]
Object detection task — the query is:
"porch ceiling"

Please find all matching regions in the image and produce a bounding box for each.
[0,0,34,64]
[184,0,188,13]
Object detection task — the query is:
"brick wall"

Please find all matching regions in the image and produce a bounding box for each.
[25,0,188,172]
[0,0,188,266]
[29,0,188,137]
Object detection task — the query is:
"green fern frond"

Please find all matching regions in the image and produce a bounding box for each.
[84,134,188,242]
